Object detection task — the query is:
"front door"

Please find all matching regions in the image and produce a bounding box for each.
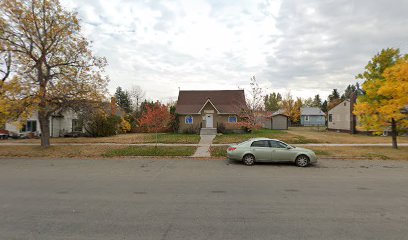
[206,114,213,128]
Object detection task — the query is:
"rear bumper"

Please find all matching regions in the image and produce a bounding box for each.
[227,152,242,161]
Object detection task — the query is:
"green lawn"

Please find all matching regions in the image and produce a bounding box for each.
[210,146,228,157]
[212,129,321,144]
[104,146,197,157]
[143,133,201,144]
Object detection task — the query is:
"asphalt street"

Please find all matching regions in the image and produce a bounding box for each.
[0,158,407,240]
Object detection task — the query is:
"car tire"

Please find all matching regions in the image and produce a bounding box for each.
[243,154,255,166]
[295,155,310,167]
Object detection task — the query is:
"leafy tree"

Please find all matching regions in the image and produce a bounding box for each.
[281,93,303,124]
[84,113,121,137]
[354,49,408,149]
[119,118,131,133]
[0,0,108,147]
[312,94,322,108]
[341,84,357,100]
[264,92,282,112]
[138,103,171,145]
[115,87,132,114]
[169,105,179,133]
[303,97,314,107]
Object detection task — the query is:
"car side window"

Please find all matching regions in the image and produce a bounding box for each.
[251,140,270,147]
[269,140,287,148]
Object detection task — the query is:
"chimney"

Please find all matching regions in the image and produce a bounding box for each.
[111,97,117,116]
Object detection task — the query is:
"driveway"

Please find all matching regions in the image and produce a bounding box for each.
[0,158,407,240]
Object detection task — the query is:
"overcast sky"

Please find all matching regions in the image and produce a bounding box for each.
[62,0,408,102]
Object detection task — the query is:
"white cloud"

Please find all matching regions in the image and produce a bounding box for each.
[62,0,408,102]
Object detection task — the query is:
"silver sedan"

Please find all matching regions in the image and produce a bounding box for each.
[227,138,317,167]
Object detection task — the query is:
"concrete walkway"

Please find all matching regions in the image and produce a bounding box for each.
[192,134,216,157]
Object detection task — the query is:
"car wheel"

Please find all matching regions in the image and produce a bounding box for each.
[243,154,255,166]
[295,155,310,167]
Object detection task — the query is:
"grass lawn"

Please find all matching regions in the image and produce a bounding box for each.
[213,127,408,145]
[212,129,321,144]
[4,133,200,144]
[287,127,408,144]
[210,145,408,160]
[0,145,197,158]
[104,146,197,157]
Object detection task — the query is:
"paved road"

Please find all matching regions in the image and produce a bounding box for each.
[0,158,407,240]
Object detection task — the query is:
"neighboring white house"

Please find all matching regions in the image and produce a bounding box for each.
[4,97,124,138]
[5,109,83,138]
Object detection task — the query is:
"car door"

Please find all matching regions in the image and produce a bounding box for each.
[250,140,272,161]
[269,140,294,161]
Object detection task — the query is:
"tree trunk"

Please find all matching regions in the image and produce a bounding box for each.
[38,110,51,148]
[391,118,398,149]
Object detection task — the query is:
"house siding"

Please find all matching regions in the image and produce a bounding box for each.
[272,115,288,130]
[328,100,351,131]
[177,102,240,133]
[5,110,83,137]
[301,115,326,126]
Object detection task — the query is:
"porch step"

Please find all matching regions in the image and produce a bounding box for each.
[200,128,217,135]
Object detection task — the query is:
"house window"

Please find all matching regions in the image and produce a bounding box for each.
[305,116,309,121]
[21,120,37,132]
[185,115,193,124]
[72,119,83,132]
[228,116,237,123]
[329,114,333,122]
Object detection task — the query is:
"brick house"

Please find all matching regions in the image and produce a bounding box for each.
[175,90,247,134]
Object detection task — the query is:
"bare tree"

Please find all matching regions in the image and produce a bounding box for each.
[129,85,146,112]
[236,76,264,132]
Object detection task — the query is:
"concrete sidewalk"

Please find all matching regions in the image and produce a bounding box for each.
[192,134,216,157]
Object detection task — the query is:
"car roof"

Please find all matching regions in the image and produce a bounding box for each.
[249,138,280,141]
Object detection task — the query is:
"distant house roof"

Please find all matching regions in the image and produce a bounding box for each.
[301,107,325,116]
[175,90,246,114]
[272,109,288,117]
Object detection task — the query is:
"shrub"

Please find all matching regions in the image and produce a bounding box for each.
[182,125,200,134]
[119,118,131,133]
[84,114,121,137]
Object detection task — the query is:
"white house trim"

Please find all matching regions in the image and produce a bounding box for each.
[197,99,220,114]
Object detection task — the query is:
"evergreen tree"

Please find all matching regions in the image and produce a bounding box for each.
[115,87,133,114]
[341,84,357,100]
[312,94,322,108]
[328,89,341,110]
[264,92,282,112]
[321,100,328,113]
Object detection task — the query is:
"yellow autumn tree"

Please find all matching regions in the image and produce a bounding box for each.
[0,0,108,147]
[354,49,408,149]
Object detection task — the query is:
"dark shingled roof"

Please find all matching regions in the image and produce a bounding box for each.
[175,90,247,114]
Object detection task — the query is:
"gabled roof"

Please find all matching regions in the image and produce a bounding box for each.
[175,90,246,114]
[272,109,288,117]
[301,107,325,116]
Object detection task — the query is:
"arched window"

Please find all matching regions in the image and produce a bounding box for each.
[228,116,237,123]
[185,115,193,124]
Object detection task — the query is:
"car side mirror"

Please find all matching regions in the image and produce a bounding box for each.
[286,146,292,149]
